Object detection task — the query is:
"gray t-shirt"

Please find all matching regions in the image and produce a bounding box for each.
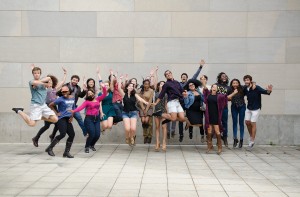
[29,81,47,105]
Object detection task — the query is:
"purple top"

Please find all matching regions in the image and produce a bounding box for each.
[158,79,183,102]
[203,89,227,132]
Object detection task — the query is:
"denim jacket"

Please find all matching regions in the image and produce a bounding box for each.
[184,88,204,109]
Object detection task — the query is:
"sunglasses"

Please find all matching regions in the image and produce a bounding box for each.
[61,91,69,93]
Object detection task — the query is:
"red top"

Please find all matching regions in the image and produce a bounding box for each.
[73,87,107,116]
[112,83,122,103]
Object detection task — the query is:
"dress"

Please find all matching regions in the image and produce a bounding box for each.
[137,88,154,116]
[154,92,167,114]
[186,95,203,125]
[207,95,218,125]
[99,92,116,121]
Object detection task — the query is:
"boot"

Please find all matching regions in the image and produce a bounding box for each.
[216,134,222,155]
[233,138,238,148]
[32,136,39,147]
[222,136,228,147]
[49,134,54,142]
[238,139,243,148]
[63,141,74,158]
[45,138,59,156]
[206,133,213,153]
[147,137,152,144]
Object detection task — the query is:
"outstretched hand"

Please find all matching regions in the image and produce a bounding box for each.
[62,66,67,74]
[199,59,205,67]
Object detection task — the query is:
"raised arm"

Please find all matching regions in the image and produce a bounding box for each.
[55,67,67,91]
[96,86,107,102]
[191,59,205,80]
[109,69,115,91]
[118,75,125,98]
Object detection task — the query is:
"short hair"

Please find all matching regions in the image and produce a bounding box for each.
[32,67,41,74]
[243,75,252,81]
[200,75,208,80]
[164,70,172,77]
[181,73,188,79]
[71,75,80,82]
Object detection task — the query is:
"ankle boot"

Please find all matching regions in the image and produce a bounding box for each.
[63,141,74,158]
[239,139,243,148]
[206,133,213,153]
[233,138,238,148]
[45,138,59,156]
[216,134,222,155]
[32,136,39,147]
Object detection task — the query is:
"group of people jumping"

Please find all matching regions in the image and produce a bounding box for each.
[12,61,273,158]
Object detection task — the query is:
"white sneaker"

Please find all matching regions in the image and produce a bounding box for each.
[247,141,255,151]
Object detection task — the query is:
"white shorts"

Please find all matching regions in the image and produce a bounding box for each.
[29,103,56,121]
[245,109,260,122]
[167,99,184,113]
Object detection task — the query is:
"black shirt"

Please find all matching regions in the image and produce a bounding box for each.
[123,94,138,113]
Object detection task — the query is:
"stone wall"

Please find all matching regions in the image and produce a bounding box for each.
[0,0,299,144]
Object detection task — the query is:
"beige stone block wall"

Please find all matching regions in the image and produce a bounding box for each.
[0,0,299,144]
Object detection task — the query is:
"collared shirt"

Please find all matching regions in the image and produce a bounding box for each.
[158,79,183,102]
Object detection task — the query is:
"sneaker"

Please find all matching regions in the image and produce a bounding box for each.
[247,141,255,151]
[85,147,89,153]
[162,119,171,125]
[201,135,205,143]
[12,108,23,114]
[90,146,96,151]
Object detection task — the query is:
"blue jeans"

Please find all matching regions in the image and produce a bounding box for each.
[222,106,228,138]
[113,102,123,123]
[231,104,246,140]
[73,111,87,136]
[84,115,101,148]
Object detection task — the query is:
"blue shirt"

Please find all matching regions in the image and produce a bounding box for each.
[243,85,270,110]
[54,96,75,119]
[29,81,47,105]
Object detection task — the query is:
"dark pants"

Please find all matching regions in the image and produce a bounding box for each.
[55,117,75,142]
[231,104,246,140]
[179,121,183,136]
[113,102,123,123]
[36,121,57,137]
[73,111,87,135]
[167,121,176,134]
[221,106,228,138]
[84,115,101,148]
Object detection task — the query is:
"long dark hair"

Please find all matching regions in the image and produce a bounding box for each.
[217,72,229,85]
[124,82,136,96]
[47,75,58,88]
[230,79,243,96]
[86,78,96,92]
[156,81,165,92]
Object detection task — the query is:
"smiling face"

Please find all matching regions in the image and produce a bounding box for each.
[244,78,251,87]
[61,86,70,98]
[221,73,228,83]
[231,80,240,89]
[71,77,79,86]
[211,84,218,94]
[87,80,95,89]
[127,83,134,92]
[200,75,207,85]
[104,82,110,90]
[143,80,150,90]
[188,82,195,91]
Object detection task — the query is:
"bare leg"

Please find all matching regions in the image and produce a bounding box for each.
[154,117,161,151]
[245,120,252,141]
[162,121,167,151]
[18,111,37,127]
[123,118,131,145]
[130,118,137,145]
[251,122,257,141]
[41,115,58,123]
[107,117,114,129]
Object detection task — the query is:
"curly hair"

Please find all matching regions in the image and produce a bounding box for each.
[47,74,58,88]
[217,72,229,85]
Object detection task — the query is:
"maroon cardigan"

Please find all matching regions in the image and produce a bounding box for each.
[203,88,227,132]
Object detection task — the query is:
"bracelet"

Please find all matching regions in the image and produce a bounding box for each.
[99,80,103,83]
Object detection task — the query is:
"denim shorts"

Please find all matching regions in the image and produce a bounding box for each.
[122,111,139,119]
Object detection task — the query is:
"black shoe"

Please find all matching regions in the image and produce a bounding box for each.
[189,131,193,139]
[238,139,243,148]
[32,136,39,147]
[144,137,148,144]
[152,110,162,117]
[45,138,59,157]
[90,146,96,151]
[148,137,152,144]
[171,131,175,138]
[222,136,228,147]
[12,108,23,114]
[63,142,74,158]
[167,133,170,139]
[179,135,183,142]
[162,119,171,125]
[233,138,238,148]
[85,147,89,153]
